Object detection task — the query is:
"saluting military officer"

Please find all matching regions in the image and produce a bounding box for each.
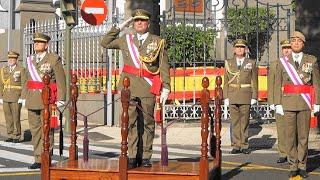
[20,33,66,169]
[274,31,320,178]
[101,9,170,168]
[223,39,258,154]
[268,40,292,164]
[0,51,26,143]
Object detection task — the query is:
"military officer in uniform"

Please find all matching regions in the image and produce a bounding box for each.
[0,51,26,143]
[274,31,320,178]
[223,39,258,154]
[101,9,170,168]
[268,40,292,163]
[21,33,66,169]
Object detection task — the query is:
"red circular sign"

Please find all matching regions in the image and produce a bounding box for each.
[81,0,108,25]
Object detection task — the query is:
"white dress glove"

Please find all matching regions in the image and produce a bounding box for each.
[269,104,275,111]
[275,105,284,115]
[314,105,320,113]
[160,88,170,104]
[250,99,257,105]
[118,17,133,31]
[224,98,229,106]
[18,99,26,106]
[0,99,3,104]
[57,101,65,107]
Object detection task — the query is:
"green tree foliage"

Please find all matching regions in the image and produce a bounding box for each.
[227,7,276,60]
[161,25,216,67]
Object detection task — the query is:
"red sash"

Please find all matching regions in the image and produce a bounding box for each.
[27,80,58,104]
[122,64,161,95]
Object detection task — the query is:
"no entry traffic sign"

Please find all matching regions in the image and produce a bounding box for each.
[81,0,108,25]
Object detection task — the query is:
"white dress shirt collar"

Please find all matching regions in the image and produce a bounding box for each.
[137,32,149,44]
[236,57,245,66]
[9,64,16,72]
[292,52,303,64]
[36,52,47,63]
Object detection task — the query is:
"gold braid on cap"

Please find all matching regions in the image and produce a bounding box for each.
[140,39,166,75]
[136,10,144,16]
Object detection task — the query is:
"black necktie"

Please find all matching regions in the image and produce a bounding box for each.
[237,61,241,70]
[294,54,299,68]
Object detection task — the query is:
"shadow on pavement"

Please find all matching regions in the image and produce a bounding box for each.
[247,122,276,152]
[248,123,262,138]
[307,149,320,173]
[92,152,119,158]
[221,162,251,180]
[22,129,32,142]
[249,134,276,151]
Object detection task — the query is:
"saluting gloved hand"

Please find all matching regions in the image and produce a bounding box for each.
[57,101,65,107]
[275,105,284,115]
[18,99,26,106]
[250,99,257,105]
[160,88,170,105]
[118,17,133,31]
[314,105,320,113]
[269,104,275,111]
[224,98,229,106]
[0,99,3,104]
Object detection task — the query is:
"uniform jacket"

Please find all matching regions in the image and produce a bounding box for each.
[274,53,320,111]
[267,61,279,105]
[21,53,66,110]
[100,27,170,98]
[0,65,26,102]
[223,58,258,105]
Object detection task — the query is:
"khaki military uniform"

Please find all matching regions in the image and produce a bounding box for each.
[267,61,286,158]
[21,53,66,163]
[223,58,258,150]
[0,65,26,140]
[274,54,320,171]
[101,27,170,159]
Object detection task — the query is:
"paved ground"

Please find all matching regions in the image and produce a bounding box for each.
[0,106,319,179]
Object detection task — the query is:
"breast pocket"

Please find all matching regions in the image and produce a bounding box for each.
[241,70,251,81]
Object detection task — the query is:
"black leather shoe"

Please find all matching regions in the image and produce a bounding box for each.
[141,159,152,167]
[12,139,20,143]
[5,138,13,142]
[28,163,41,169]
[276,157,287,163]
[230,149,241,154]
[241,149,251,154]
[128,158,137,169]
[288,170,298,178]
[299,169,308,178]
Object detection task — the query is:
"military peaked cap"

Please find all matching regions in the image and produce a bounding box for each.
[233,39,247,47]
[33,32,51,42]
[8,51,19,58]
[132,9,151,20]
[280,39,291,48]
[291,31,305,42]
